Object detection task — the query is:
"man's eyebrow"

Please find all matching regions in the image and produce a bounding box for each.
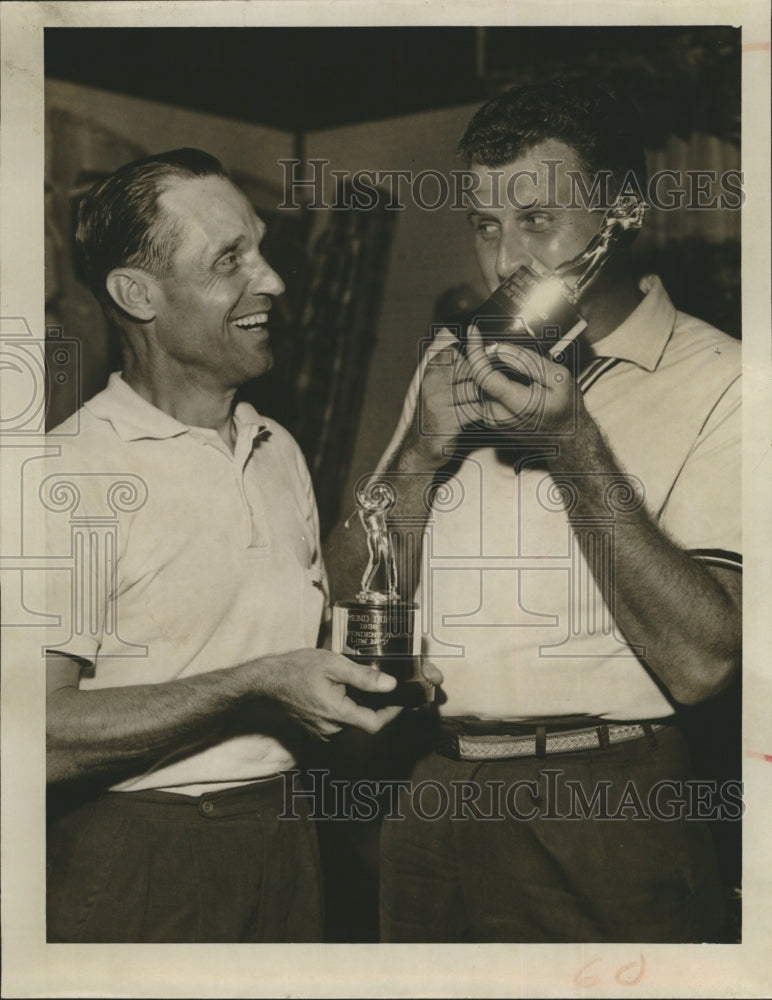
[211,234,246,260]
[210,221,267,262]
[466,202,555,220]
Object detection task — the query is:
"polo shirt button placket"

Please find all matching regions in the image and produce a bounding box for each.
[237,470,261,549]
[236,434,267,550]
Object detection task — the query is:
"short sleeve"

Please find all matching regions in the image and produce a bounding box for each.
[659,374,741,571]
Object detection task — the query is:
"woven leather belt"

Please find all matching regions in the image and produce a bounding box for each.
[437,722,667,761]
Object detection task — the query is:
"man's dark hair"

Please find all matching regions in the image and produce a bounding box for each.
[458,75,647,204]
[74,148,228,322]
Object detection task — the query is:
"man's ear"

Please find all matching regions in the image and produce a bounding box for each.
[105,268,158,322]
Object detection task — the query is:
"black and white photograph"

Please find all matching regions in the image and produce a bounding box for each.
[1,1,770,996]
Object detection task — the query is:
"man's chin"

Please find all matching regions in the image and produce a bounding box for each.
[261,346,274,373]
[245,347,274,381]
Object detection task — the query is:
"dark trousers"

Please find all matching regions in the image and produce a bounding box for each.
[380,725,725,942]
[47,775,323,943]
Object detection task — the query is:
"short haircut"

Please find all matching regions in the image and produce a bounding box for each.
[458,75,648,204]
[74,148,228,321]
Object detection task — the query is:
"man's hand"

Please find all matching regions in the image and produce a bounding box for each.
[465,325,581,437]
[396,329,481,471]
[255,648,403,739]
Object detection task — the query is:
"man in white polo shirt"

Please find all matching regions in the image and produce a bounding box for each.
[328,77,741,942]
[44,149,407,942]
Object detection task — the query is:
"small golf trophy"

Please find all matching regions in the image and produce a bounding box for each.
[332,479,433,709]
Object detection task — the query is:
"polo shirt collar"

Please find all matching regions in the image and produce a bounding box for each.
[85,372,265,442]
[590,274,676,372]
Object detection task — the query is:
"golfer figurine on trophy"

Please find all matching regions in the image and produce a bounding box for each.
[332,479,433,708]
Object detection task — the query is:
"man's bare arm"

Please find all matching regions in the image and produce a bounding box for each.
[469,337,741,704]
[47,648,401,785]
[548,418,741,703]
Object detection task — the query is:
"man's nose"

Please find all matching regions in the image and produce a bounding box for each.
[495,231,533,284]
[248,257,285,298]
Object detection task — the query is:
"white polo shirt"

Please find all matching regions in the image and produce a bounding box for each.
[45,373,328,792]
[386,276,741,721]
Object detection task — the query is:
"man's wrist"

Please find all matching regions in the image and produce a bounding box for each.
[228,654,282,707]
[544,409,604,472]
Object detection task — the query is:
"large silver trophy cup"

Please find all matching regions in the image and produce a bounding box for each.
[332,480,433,709]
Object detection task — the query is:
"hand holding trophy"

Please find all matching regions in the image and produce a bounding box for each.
[332,480,434,709]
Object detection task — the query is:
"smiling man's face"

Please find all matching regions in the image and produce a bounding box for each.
[149,174,285,390]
